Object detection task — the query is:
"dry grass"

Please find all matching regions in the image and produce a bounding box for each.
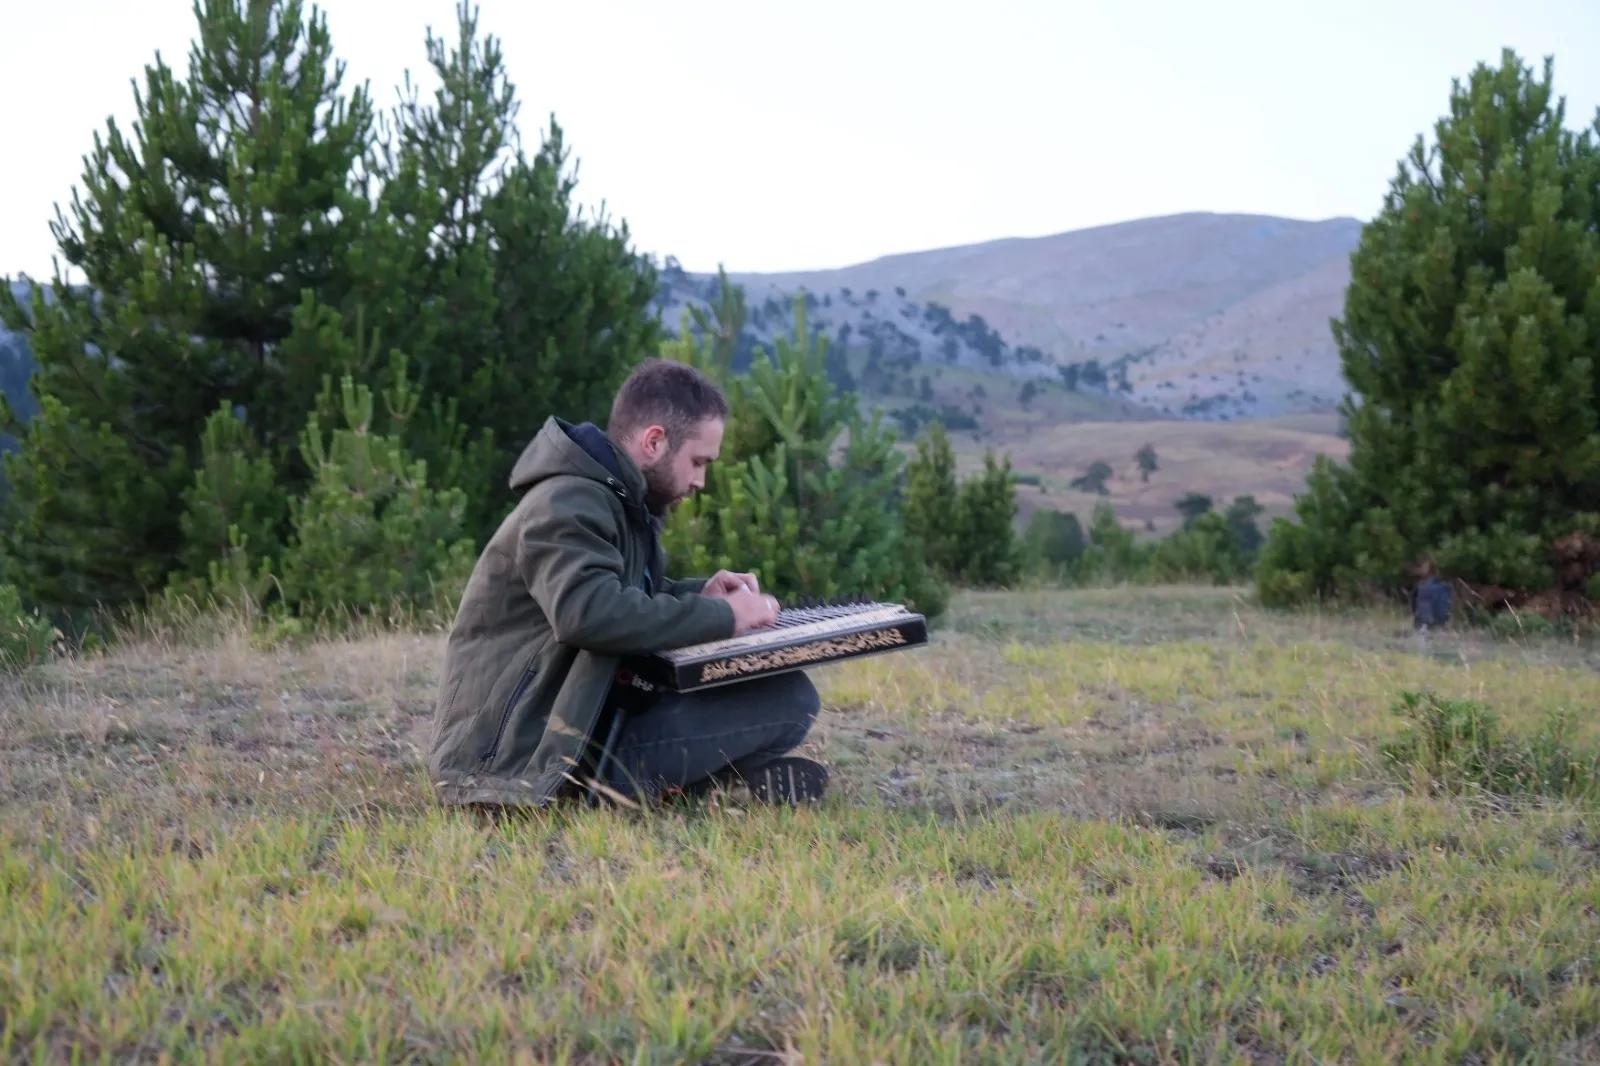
[3,587,1599,1063]
[949,415,1349,537]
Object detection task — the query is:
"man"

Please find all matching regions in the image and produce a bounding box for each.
[426,358,829,809]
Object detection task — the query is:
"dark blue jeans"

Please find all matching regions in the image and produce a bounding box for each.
[597,669,821,798]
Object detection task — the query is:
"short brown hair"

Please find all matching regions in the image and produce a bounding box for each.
[607,358,730,447]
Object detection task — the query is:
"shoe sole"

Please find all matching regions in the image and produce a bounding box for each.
[747,758,828,804]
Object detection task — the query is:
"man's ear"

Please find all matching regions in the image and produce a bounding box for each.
[641,424,669,460]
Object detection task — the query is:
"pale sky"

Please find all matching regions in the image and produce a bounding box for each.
[4,0,1598,281]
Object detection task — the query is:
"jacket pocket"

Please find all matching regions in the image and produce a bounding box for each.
[480,654,538,767]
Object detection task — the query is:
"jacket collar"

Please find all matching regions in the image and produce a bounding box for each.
[557,418,653,522]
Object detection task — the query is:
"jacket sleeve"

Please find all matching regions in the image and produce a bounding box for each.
[659,575,709,597]
[516,478,735,655]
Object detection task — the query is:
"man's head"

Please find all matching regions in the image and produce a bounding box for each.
[606,359,730,513]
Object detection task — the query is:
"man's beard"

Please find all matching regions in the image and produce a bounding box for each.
[640,458,683,514]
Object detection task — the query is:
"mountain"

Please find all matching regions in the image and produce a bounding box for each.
[656,212,1364,421]
[1120,256,1353,418]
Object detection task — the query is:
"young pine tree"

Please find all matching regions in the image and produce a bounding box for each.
[1258,50,1600,607]
[0,0,375,614]
[952,450,1021,586]
[278,357,476,622]
[901,420,961,576]
[687,265,748,374]
[470,122,661,533]
[356,0,513,536]
[661,299,947,617]
[166,402,288,608]
[903,420,1020,586]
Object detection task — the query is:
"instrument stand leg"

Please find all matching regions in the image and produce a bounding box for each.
[588,707,629,807]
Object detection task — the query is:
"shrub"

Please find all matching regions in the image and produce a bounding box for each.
[0,582,61,671]
[1379,690,1600,801]
[1020,508,1086,576]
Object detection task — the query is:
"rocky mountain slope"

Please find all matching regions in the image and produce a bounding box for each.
[657,212,1364,420]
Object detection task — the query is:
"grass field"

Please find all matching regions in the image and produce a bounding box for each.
[3,587,1599,1063]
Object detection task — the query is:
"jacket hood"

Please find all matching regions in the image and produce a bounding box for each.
[509,416,650,519]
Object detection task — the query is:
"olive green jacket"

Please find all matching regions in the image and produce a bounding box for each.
[426,416,735,806]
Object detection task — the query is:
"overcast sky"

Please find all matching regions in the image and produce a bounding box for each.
[3,0,1598,280]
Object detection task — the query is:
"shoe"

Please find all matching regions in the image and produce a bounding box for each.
[745,756,829,805]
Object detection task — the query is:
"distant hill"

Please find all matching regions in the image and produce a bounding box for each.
[986,412,1350,538]
[654,258,1153,436]
[657,212,1363,421]
[1118,257,1353,418]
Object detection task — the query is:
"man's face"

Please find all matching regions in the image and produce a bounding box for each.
[639,417,724,513]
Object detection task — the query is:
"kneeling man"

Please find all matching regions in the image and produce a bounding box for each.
[427,358,827,808]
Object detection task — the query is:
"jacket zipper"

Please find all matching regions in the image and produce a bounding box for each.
[585,474,645,799]
[481,657,537,765]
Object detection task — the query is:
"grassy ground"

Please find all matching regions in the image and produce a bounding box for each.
[2,587,1598,1063]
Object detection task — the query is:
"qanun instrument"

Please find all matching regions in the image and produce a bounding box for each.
[636,596,928,692]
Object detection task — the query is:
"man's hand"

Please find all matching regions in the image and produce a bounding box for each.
[726,586,780,635]
[702,569,761,600]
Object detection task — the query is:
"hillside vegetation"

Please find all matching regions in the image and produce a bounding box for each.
[658,213,1362,421]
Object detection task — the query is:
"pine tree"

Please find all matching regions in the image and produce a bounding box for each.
[278,358,475,621]
[1070,460,1113,495]
[661,299,947,617]
[1078,503,1142,583]
[359,2,519,539]
[688,265,747,374]
[334,2,663,546]
[0,0,375,613]
[953,449,1021,586]
[902,421,1020,587]
[1223,495,1265,558]
[902,420,960,576]
[1175,492,1214,525]
[169,402,288,606]
[470,122,661,534]
[1258,50,1600,608]
[0,396,182,613]
[1136,442,1158,482]
[1147,510,1252,586]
